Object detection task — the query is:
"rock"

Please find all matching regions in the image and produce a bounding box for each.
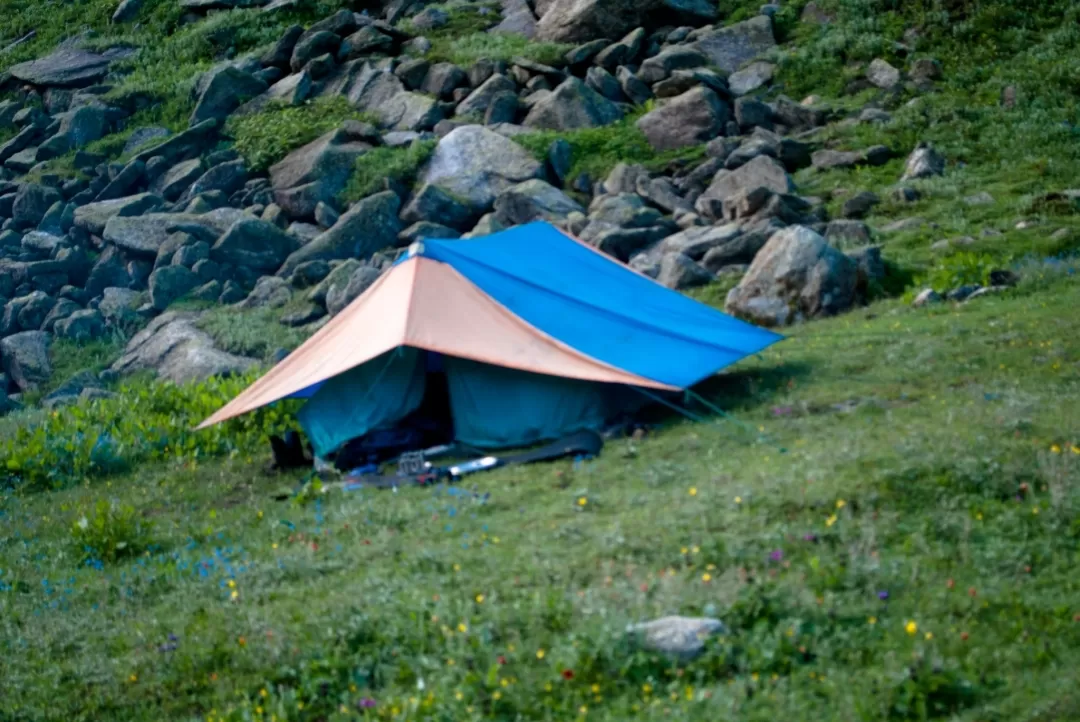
[616,67,653,106]
[910,288,940,307]
[325,266,382,316]
[280,302,325,327]
[901,143,945,180]
[656,222,745,261]
[696,155,794,217]
[494,0,539,37]
[493,179,584,225]
[420,125,545,212]
[841,191,880,219]
[728,61,775,96]
[111,312,256,384]
[637,47,709,85]
[307,259,362,306]
[801,2,834,23]
[725,225,858,326]
[262,25,304,68]
[11,291,56,331]
[866,58,901,90]
[691,16,776,74]
[421,62,468,101]
[182,159,249,202]
[411,6,449,30]
[238,71,313,115]
[638,177,691,214]
[73,193,164,236]
[401,183,478,229]
[910,58,943,83]
[947,284,982,302]
[339,27,394,60]
[657,252,714,289]
[289,260,332,288]
[241,276,292,309]
[132,119,219,167]
[811,149,863,171]
[770,95,829,131]
[825,219,872,248]
[269,125,376,218]
[123,127,171,156]
[485,91,520,125]
[584,67,624,102]
[629,616,726,662]
[54,309,107,341]
[521,77,623,131]
[211,218,299,272]
[151,159,204,201]
[148,265,200,311]
[218,280,247,305]
[103,209,245,258]
[399,221,460,244]
[8,48,126,88]
[13,184,62,228]
[57,105,109,149]
[536,0,715,43]
[963,191,994,206]
[278,191,402,276]
[456,74,517,117]
[291,31,341,73]
[637,87,729,151]
[190,67,267,127]
[0,331,51,392]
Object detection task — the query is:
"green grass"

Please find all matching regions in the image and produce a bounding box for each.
[228,98,379,173]
[410,3,572,67]
[342,139,438,203]
[2,275,1079,721]
[196,303,314,362]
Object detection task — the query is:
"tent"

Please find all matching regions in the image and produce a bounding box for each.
[198,222,782,457]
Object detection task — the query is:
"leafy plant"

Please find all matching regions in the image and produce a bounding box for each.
[921,251,1004,292]
[227,98,378,172]
[71,499,154,563]
[342,139,438,203]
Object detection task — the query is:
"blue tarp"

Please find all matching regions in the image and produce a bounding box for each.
[416,223,783,389]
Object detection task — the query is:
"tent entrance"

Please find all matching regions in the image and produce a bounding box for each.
[297,347,647,463]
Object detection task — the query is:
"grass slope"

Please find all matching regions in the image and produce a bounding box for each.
[2,272,1078,721]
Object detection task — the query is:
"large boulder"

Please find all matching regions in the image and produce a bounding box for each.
[211,218,299,272]
[419,125,545,212]
[56,105,110,148]
[102,209,246,258]
[269,124,376,218]
[325,266,383,316]
[73,193,164,236]
[536,0,716,43]
[111,312,256,385]
[13,184,63,228]
[636,87,730,151]
[150,159,205,201]
[345,68,444,131]
[148,265,201,311]
[455,73,517,117]
[278,191,402,276]
[629,616,726,662]
[0,331,51,392]
[190,66,268,126]
[54,309,106,342]
[523,77,623,130]
[691,16,776,74]
[401,183,478,229]
[493,179,584,224]
[725,225,858,326]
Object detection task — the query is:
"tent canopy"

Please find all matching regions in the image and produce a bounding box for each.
[198,222,782,453]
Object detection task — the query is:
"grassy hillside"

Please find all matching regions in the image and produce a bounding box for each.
[2,0,1080,720]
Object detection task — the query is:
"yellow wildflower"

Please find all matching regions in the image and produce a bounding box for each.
[734,496,742,504]
[1051,444,1062,453]
[476,594,485,603]
[689,487,697,496]
[578,497,588,506]
[536,649,546,659]
[925,632,933,640]
[868,616,877,625]
[702,573,712,582]
[836,499,846,509]
[905,620,918,635]
[458,622,468,633]
[826,515,838,527]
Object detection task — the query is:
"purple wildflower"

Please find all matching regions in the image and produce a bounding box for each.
[769,549,783,562]
[358,698,377,709]
[877,591,889,600]
[803,533,817,542]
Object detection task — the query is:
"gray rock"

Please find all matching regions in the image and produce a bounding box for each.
[13,184,62,228]
[616,66,653,106]
[494,0,539,37]
[123,127,171,157]
[112,0,144,22]
[183,159,248,202]
[963,191,994,206]
[485,91,520,125]
[824,219,872,248]
[240,276,292,309]
[12,291,56,331]
[585,66,624,102]
[278,191,402,276]
[289,260,332,288]
[8,48,125,88]
[866,58,901,90]
[21,231,63,256]
[696,155,794,217]
[657,251,714,289]
[637,47,709,85]
[725,225,858,326]
[57,105,109,149]
[841,191,880,219]
[411,6,449,30]
[338,26,394,60]
[811,149,862,171]
[54,309,107,341]
[522,77,623,131]
[399,221,461,244]
[151,158,204,201]
[691,16,776,74]
[901,143,945,180]
[637,87,729,151]
[211,218,299,272]
[420,125,545,212]
[148,265,200,311]
[190,67,267,127]
[728,60,775,96]
[494,179,585,224]
[97,287,142,329]
[629,616,726,662]
[73,193,164,236]
[912,288,942,307]
[456,74,517,117]
[658,222,744,260]
[326,266,382,316]
[132,119,219,167]
[0,331,51,392]
[307,259,362,307]
[111,312,256,384]
[422,62,468,100]
[269,124,377,218]
[401,183,478,229]
[463,213,509,238]
[280,302,325,327]
[103,208,245,257]
[218,280,246,305]
[536,0,715,43]
[291,31,341,73]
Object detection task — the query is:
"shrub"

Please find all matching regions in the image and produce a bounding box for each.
[1,373,299,492]
[342,139,438,203]
[227,98,377,172]
[921,251,1005,292]
[71,499,155,563]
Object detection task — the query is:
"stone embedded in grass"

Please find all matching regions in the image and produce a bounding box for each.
[901,142,945,180]
[628,616,726,661]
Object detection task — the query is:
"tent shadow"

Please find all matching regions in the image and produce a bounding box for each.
[691,361,815,413]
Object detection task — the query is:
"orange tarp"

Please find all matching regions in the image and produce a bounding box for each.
[197,256,674,429]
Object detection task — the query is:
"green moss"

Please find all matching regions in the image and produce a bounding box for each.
[196,304,312,361]
[227,98,377,173]
[342,139,438,203]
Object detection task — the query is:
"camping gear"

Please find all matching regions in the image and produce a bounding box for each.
[198,222,782,459]
[340,430,605,490]
[269,431,311,470]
